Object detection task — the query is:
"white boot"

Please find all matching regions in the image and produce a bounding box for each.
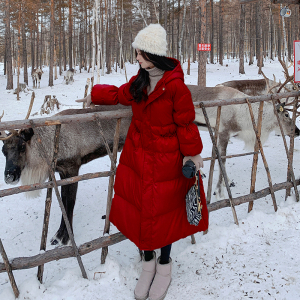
[149,257,172,300]
[134,252,156,300]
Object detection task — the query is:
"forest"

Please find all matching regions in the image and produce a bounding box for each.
[0,0,299,89]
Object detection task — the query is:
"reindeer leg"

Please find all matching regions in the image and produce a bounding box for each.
[214,131,232,198]
[50,166,79,246]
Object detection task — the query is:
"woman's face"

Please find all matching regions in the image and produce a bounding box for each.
[136,49,155,69]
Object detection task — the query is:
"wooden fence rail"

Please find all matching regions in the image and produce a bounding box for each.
[0,91,299,131]
[0,179,298,274]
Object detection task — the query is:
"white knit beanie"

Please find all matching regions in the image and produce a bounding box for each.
[132,24,167,56]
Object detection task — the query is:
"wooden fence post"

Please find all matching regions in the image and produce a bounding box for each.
[200,102,239,225]
[29,120,88,280]
[37,124,61,283]
[248,101,264,212]
[246,100,277,212]
[0,239,19,298]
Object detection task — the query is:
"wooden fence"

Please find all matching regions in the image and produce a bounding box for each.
[0,90,299,298]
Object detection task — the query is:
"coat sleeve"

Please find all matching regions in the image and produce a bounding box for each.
[172,81,203,157]
[91,76,136,106]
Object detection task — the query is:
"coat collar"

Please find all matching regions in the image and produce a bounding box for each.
[144,58,184,108]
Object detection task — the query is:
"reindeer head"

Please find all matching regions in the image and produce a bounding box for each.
[0,93,36,184]
[1,129,34,184]
[276,103,300,137]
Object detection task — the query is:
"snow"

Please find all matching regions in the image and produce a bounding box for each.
[0,59,299,300]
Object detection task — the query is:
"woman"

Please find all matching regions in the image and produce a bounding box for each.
[77,24,208,300]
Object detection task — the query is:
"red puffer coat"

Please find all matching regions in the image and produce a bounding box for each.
[91,59,208,250]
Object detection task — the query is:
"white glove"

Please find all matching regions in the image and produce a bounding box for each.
[183,154,204,171]
[75,94,93,108]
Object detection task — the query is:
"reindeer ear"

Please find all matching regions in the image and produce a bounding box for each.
[276,103,285,112]
[20,128,34,142]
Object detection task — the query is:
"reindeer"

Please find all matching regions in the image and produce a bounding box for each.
[0,106,131,246]
[13,83,27,95]
[187,85,300,198]
[32,68,43,88]
[64,68,75,85]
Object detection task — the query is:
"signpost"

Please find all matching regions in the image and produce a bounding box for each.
[198,43,211,51]
[294,41,300,83]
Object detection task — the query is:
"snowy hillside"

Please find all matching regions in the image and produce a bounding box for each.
[0,59,299,300]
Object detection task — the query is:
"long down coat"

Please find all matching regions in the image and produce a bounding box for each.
[91,59,208,250]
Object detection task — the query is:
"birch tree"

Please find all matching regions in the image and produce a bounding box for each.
[178,0,187,63]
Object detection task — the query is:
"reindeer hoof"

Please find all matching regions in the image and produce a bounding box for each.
[50,238,59,246]
[230,182,235,187]
[50,236,61,246]
[50,231,70,246]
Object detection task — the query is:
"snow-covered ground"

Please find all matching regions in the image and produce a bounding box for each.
[0,59,299,300]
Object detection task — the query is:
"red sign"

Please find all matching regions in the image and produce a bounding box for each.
[197,43,211,51]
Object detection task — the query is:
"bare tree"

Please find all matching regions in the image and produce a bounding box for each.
[218,0,223,66]
[49,0,54,86]
[5,0,13,90]
[178,0,187,63]
[69,0,73,69]
[198,0,207,87]
[239,4,245,74]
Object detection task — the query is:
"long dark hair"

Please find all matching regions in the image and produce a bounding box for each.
[129,50,176,103]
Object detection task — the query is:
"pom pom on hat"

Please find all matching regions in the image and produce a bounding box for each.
[132,24,167,56]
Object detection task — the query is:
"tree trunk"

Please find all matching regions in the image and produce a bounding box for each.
[178,0,187,63]
[17,2,21,100]
[22,0,28,85]
[256,2,263,73]
[269,6,273,60]
[198,0,207,87]
[69,0,73,69]
[5,0,13,90]
[63,6,67,71]
[219,0,223,66]
[59,0,62,76]
[249,4,254,65]
[49,0,54,86]
[210,0,214,64]
[92,3,96,81]
[239,4,245,74]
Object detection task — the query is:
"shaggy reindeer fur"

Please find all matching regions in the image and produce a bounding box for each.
[187,85,299,198]
[215,78,293,96]
[1,105,131,246]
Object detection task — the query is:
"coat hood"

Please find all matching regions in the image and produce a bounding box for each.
[162,58,185,85]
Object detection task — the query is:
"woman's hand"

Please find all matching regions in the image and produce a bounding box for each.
[183,154,204,171]
[75,94,94,108]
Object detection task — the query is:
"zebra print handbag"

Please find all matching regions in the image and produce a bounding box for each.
[185,170,203,226]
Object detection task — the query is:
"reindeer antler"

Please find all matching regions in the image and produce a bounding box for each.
[278,57,299,92]
[260,70,270,92]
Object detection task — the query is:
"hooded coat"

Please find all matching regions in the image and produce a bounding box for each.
[91,59,208,250]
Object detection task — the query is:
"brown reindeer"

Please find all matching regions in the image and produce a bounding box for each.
[0,105,131,245]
